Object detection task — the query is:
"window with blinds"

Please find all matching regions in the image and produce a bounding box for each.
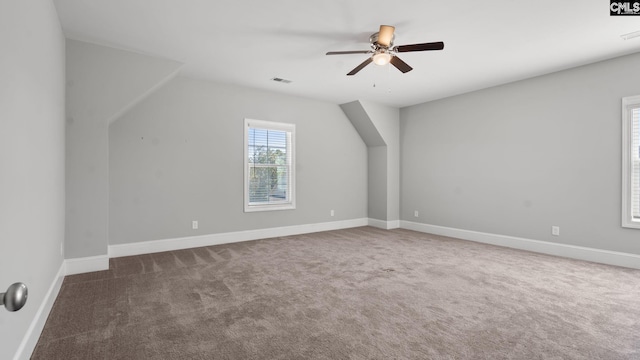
[244,119,295,212]
[622,96,640,229]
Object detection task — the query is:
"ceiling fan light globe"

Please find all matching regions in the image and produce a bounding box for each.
[373,52,391,66]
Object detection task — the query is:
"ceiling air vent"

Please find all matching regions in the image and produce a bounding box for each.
[621,30,640,40]
[271,77,292,84]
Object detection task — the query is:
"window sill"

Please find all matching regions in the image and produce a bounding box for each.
[244,203,296,213]
[622,219,640,230]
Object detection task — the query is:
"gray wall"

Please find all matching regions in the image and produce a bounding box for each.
[109,76,367,244]
[65,40,181,258]
[401,51,640,255]
[0,1,66,358]
[368,146,388,220]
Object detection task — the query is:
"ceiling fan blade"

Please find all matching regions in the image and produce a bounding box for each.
[378,25,395,47]
[326,50,372,55]
[347,57,373,76]
[394,41,444,53]
[390,56,413,73]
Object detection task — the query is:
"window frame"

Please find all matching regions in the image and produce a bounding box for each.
[622,95,640,229]
[243,118,296,213]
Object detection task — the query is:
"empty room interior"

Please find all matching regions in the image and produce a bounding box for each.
[3,1,640,359]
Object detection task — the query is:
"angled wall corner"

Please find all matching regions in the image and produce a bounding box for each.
[340,101,386,146]
[66,39,183,259]
[340,100,400,225]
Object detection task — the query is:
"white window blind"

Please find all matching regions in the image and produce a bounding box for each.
[622,96,640,228]
[244,119,295,212]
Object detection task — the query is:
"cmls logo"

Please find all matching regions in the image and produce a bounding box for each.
[610,1,640,15]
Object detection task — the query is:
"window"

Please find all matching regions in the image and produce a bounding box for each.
[622,95,640,229]
[244,119,295,212]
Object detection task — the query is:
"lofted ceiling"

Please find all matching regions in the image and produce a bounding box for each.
[53,0,640,108]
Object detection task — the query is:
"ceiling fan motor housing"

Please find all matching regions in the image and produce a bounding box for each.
[369,32,395,49]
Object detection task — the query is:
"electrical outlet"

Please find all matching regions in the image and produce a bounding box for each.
[414,210,419,217]
[551,226,560,236]
[330,210,335,217]
[192,220,198,230]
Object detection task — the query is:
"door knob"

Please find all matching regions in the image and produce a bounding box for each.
[1,283,28,312]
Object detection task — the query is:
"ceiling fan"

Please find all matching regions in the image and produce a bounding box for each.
[326,25,444,76]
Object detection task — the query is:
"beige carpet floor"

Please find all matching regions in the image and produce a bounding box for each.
[32,227,640,359]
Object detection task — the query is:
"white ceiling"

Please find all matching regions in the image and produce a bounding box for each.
[53,0,640,108]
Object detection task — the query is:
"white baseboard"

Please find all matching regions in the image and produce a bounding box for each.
[13,263,66,360]
[401,220,640,270]
[109,218,370,258]
[65,255,110,275]
[368,219,400,230]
